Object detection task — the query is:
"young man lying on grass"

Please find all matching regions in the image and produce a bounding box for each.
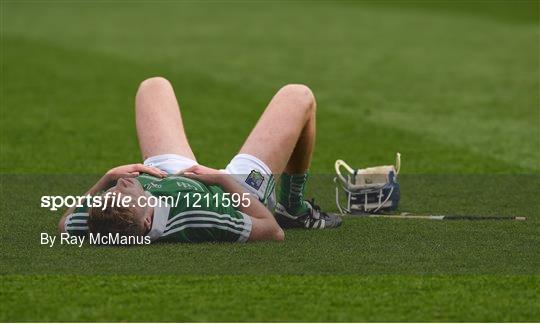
[58,77,341,244]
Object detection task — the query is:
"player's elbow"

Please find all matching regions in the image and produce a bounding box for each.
[273,227,285,241]
[58,217,66,233]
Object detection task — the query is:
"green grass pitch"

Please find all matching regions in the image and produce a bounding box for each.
[1,1,539,322]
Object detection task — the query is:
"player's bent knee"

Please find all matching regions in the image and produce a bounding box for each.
[279,84,315,101]
[137,76,172,94]
[278,84,316,113]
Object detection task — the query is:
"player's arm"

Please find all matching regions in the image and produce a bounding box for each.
[58,175,110,232]
[180,165,284,241]
[58,164,166,232]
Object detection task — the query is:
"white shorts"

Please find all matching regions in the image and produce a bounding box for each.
[143,154,198,174]
[224,154,276,211]
[143,153,276,210]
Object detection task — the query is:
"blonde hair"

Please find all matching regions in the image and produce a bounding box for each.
[88,201,145,238]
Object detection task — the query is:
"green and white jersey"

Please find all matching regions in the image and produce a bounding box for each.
[63,174,252,243]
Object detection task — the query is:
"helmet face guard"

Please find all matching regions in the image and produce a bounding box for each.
[334,153,401,215]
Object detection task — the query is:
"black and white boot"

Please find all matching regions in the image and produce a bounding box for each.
[274,199,342,229]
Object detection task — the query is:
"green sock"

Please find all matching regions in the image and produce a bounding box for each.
[279,172,309,215]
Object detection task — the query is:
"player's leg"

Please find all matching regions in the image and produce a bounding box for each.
[225,84,314,211]
[232,84,341,229]
[238,84,314,214]
[239,84,316,175]
[135,77,197,174]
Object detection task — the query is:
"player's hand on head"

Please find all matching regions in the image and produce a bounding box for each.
[106,164,167,180]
